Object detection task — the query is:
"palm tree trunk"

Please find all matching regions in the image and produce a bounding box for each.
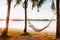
[24,0,27,33]
[1,0,11,37]
[56,0,59,38]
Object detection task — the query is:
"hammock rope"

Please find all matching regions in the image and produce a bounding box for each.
[28,14,55,32]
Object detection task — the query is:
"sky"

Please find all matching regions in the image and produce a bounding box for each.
[0,0,56,19]
[0,0,56,33]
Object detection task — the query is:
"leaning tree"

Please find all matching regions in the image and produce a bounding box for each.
[1,0,12,37]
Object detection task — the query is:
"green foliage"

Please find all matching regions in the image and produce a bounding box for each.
[37,0,46,12]
[31,0,39,9]
[22,1,25,8]
[31,0,46,12]
[37,0,45,8]
[14,0,22,8]
[51,0,55,12]
[14,0,55,12]
[22,0,28,8]
[7,0,12,5]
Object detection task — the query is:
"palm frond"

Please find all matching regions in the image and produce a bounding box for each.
[7,0,12,5]
[22,0,28,9]
[51,0,55,12]
[37,0,45,8]
[31,0,39,9]
[22,1,25,8]
[14,0,22,8]
[37,0,45,12]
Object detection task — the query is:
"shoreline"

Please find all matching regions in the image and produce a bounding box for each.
[0,28,56,35]
[9,28,56,35]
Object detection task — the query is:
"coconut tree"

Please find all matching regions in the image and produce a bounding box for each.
[1,0,12,37]
[29,0,56,33]
[56,0,59,38]
[31,0,46,11]
[23,0,28,33]
[28,0,56,32]
[15,0,56,33]
[14,0,28,33]
[14,0,46,33]
[14,0,56,33]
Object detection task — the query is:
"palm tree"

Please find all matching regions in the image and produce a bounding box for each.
[23,0,28,33]
[15,0,28,33]
[31,0,46,11]
[56,0,59,38]
[1,0,12,37]
[30,0,56,32]
[15,0,55,33]
[28,0,56,32]
[15,0,46,33]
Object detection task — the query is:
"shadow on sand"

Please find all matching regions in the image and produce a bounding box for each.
[0,36,9,40]
[20,33,38,40]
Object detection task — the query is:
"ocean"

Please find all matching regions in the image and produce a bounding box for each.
[0,21,56,34]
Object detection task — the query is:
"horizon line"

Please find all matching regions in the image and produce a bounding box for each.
[0,19,56,21]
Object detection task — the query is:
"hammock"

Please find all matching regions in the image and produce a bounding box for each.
[28,20,51,32]
[28,14,55,32]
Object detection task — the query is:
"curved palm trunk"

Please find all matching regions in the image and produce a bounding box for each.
[56,0,59,38]
[1,0,11,37]
[24,0,27,33]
